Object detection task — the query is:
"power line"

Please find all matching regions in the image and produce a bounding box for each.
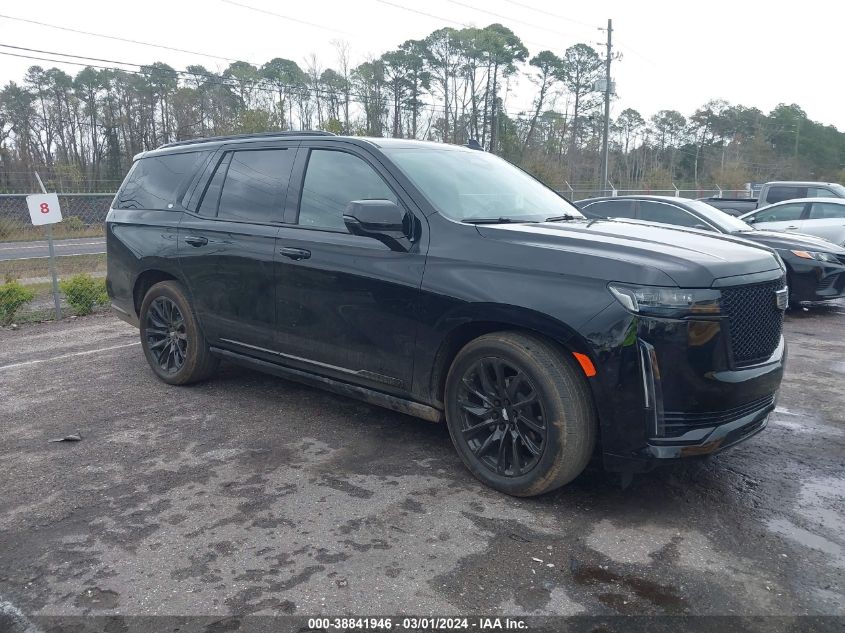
[219,0,353,36]
[499,0,596,29]
[374,0,469,28]
[373,0,556,51]
[0,13,242,63]
[445,0,591,40]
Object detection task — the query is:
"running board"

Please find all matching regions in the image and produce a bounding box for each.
[210,347,443,423]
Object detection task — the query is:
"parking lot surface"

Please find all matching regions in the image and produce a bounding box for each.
[0,305,843,624]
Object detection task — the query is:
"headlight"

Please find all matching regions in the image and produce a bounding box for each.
[608,283,721,317]
[790,250,839,263]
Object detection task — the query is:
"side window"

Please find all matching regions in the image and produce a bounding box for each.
[755,203,805,223]
[808,187,836,198]
[298,150,397,231]
[637,201,701,228]
[215,149,294,223]
[582,200,635,219]
[198,154,231,216]
[765,186,806,204]
[809,202,845,220]
[115,151,204,210]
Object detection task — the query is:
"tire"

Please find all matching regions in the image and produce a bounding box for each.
[139,280,219,385]
[444,332,597,497]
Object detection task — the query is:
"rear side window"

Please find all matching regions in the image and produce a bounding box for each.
[199,148,294,223]
[298,150,397,231]
[765,186,806,204]
[807,187,836,198]
[809,202,845,219]
[115,151,204,210]
[637,201,701,228]
[581,199,635,219]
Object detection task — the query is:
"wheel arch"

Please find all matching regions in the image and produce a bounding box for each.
[132,269,181,316]
[426,304,599,408]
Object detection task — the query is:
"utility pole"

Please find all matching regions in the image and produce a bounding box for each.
[600,19,613,195]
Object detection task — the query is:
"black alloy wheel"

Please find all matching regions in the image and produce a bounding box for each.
[144,297,188,374]
[444,332,596,496]
[456,357,547,477]
[139,280,219,385]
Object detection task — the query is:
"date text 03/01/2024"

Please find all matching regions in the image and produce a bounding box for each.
[306,617,528,630]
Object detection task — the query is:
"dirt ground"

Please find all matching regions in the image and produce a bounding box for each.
[0,304,843,631]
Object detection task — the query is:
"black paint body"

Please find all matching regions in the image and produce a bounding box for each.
[107,135,788,474]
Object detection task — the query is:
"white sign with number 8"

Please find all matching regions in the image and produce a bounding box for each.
[26,193,63,226]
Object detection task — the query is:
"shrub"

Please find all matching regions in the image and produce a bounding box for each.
[59,273,108,315]
[62,216,85,231]
[0,280,36,325]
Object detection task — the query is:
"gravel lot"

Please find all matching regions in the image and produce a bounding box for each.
[0,305,843,628]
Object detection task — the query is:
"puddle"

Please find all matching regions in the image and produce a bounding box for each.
[767,519,844,569]
[571,564,687,613]
[73,587,119,610]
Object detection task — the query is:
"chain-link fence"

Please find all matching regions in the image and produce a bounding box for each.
[0,193,114,325]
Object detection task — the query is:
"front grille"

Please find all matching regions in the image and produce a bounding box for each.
[721,278,785,367]
[663,394,775,437]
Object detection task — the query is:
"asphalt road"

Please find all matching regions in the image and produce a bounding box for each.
[0,237,106,261]
[0,305,843,629]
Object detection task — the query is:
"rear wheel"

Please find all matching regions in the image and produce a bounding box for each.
[139,281,218,385]
[444,332,596,496]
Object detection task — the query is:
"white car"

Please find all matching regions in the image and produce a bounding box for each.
[740,197,845,246]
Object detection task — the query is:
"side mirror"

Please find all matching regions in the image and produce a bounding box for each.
[343,200,411,251]
[745,215,758,224]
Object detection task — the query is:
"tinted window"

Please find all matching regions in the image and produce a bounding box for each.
[765,186,806,204]
[638,201,702,228]
[115,151,203,210]
[809,202,845,219]
[298,150,397,231]
[582,200,635,219]
[216,149,294,223]
[808,187,837,198]
[755,203,805,223]
[198,154,231,216]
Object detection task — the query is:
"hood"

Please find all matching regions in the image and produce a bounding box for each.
[476,219,783,288]
[733,229,845,254]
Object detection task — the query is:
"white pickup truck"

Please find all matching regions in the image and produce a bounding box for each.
[702,181,845,216]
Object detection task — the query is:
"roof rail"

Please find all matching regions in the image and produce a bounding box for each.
[159,130,336,149]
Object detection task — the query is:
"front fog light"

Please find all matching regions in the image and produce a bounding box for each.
[608,283,720,317]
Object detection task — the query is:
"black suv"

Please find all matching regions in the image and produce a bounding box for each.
[107,132,787,496]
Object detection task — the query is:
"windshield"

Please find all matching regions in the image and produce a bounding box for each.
[830,183,845,197]
[383,147,583,222]
[684,199,754,232]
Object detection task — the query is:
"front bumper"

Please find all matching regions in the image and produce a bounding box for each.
[581,301,786,474]
[787,257,845,302]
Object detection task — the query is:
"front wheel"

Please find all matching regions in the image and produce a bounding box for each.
[444,332,597,497]
[139,280,219,385]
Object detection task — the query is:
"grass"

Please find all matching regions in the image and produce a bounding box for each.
[0,224,105,242]
[1,253,107,283]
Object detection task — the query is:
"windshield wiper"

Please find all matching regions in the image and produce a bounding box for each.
[461,217,538,224]
[544,214,581,222]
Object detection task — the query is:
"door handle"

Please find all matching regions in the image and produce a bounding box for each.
[785,226,799,230]
[184,235,209,247]
[279,247,311,260]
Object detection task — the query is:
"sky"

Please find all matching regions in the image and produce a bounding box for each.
[0,0,843,130]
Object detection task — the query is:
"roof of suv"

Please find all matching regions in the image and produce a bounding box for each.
[137,132,468,159]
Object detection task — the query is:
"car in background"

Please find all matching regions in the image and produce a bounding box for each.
[740,198,845,246]
[702,181,845,216]
[576,195,845,306]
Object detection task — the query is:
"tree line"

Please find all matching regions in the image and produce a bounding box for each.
[1,23,843,194]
